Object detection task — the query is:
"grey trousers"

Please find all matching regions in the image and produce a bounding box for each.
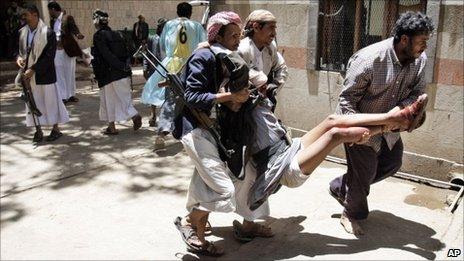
[329,138,403,220]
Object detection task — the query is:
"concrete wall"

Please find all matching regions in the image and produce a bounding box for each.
[35,0,206,48]
[212,0,463,181]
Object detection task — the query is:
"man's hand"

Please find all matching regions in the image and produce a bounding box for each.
[16,57,25,68]
[215,89,250,104]
[258,84,268,96]
[230,89,250,103]
[24,69,34,80]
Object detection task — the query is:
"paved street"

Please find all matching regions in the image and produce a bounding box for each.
[1,67,463,260]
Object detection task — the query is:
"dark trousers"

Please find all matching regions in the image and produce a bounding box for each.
[329,138,403,220]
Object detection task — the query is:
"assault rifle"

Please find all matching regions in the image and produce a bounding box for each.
[134,45,234,159]
[15,68,42,130]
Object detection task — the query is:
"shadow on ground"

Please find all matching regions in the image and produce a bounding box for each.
[1,71,188,227]
[176,211,444,260]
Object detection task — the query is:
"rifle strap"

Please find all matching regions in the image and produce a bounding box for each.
[25,28,38,70]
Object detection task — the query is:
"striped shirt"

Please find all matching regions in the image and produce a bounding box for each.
[336,37,427,152]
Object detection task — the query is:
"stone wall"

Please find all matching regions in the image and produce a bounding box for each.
[35,0,206,48]
[212,0,463,181]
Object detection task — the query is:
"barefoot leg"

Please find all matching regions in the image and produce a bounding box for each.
[298,126,381,175]
[188,209,209,245]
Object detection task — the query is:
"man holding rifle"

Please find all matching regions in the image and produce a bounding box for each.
[17,4,69,142]
[172,11,249,256]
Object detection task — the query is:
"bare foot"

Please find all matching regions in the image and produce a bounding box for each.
[334,127,371,145]
[340,212,364,236]
[179,217,202,248]
[155,136,165,149]
[388,94,428,131]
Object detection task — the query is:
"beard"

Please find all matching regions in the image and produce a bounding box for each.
[401,40,417,65]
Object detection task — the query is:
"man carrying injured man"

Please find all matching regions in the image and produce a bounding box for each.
[173,10,429,257]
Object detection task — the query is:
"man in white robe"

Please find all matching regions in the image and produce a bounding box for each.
[48,1,83,104]
[17,4,69,142]
[91,10,142,135]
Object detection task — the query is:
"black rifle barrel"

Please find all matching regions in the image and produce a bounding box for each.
[137,45,233,158]
[19,72,42,117]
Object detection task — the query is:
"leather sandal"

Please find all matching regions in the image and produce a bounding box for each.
[33,131,43,143]
[132,115,142,131]
[102,128,118,135]
[46,130,63,141]
[232,220,274,243]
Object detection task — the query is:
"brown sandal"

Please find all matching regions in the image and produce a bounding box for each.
[132,115,142,131]
[102,128,119,135]
[190,240,224,257]
[232,220,274,242]
[173,217,202,252]
[192,220,212,236]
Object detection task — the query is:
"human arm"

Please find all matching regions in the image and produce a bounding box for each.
[17,29,26,68]
[184,52,249,110]
[93,31,128,71]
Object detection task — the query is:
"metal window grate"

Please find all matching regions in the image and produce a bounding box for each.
[317,0,427,72]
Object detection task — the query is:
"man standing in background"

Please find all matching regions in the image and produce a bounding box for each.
[132,14,149,65]
[141,2,206,148]
[91,9,142,135]
[133,14,149,48]
[48,1,84,104]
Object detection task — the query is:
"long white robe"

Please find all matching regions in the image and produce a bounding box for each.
[25,77,69,127]
[55,49,76,100]
[99,77,138,122]
[19,19,69,127]
[182,128,270,221]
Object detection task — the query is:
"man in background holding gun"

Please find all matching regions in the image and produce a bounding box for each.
[16,4,69,143]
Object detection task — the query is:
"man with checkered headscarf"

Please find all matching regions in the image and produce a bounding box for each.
[90,9,142,136]
[172,11,253,256]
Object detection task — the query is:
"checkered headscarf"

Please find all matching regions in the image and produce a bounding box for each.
[207,11,242,43]
[93,9,109,25]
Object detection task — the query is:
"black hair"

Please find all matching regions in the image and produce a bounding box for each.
[23,3,40,16]
[177,2,192,18]
[93,9,109,26]
[47,1,62,11]
[217,24,227,38]
[156,18,167,35]
[392,11,434,44]
[244,21,266,37]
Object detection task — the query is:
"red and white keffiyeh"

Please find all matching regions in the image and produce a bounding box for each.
[207,11,242,43]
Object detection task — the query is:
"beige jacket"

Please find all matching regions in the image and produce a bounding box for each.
[237,37,288,94]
